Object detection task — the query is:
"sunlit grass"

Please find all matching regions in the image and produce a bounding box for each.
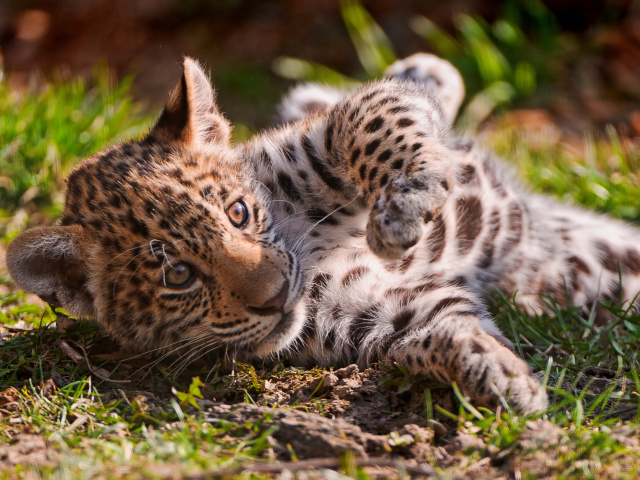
[0,67,151,240]
[488,122,640,222]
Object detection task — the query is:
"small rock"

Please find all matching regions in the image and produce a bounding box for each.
[339,377,363,389]
[333,364,358,379]
[41,378,57,397]
[332,385,355,398]
[520,419,564,450]
[445,431,486,454]
[398,424,433,443]
[50,372,66,388]
[615,431,639,448]
[55,315,76,334]
[427,419,447,438]
[0,434,54,467]
[309,373,339,396]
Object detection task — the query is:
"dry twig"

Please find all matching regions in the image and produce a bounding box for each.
[63,340,131,384]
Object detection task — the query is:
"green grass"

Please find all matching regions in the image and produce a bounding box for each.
[0,378,278,479]
[411,0,568,128]
[273,0,581,129]
[488,123,640,222]
[0,67,151,239]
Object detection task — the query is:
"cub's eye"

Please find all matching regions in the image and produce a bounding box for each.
[163,263,195,289]
[227,200,249,228]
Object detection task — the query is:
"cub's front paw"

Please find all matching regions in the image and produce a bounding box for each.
[366,172,449,259]
[459,335,548,414]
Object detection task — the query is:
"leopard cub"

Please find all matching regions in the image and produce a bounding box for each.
[9,54,640,414]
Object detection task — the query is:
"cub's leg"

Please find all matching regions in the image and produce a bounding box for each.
[272,57,469,260]
[276,53,464,125]
[381,306,547,413]
[520,198,640,321]
[298,270,548,414]
[323,80,458,259]
[384,53,464,126]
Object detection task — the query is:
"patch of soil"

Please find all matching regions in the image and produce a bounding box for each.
[206,403,390,458]
[211,365,455,437]
[195,364,475,467]
[102,361,472,465]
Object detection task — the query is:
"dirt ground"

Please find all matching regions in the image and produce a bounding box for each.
[44,352,631,477]
[0,359,513,476]
[1,363,637,478]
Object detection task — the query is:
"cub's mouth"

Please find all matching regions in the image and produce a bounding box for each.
[250,260,307,356]
[252,302,306,357]
[261,309,296,342]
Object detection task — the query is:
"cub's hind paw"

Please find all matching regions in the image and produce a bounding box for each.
[276,83,344,124]
[367,193,428,259]
[384,53,464,126]
[461,335,548,414]
[367,204,424,260]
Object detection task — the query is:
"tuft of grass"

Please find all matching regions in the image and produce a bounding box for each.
[412,0,568,127]
[487,123,640,222]
[341,0,396,78]
[0,67,151,239]
[272,0,577,129]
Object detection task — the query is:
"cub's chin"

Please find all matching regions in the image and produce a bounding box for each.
[253,302,307,357]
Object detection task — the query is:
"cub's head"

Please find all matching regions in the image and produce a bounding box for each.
[7,58,305,359]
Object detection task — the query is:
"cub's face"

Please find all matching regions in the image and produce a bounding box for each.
[7,59,305,359]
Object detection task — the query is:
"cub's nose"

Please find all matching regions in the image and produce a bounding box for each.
[247,280,289,316]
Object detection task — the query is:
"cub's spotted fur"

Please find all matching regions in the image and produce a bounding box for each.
[8,54,640,413]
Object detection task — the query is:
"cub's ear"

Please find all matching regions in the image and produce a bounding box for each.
[148,57,231,148]
[6,225,95,318]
